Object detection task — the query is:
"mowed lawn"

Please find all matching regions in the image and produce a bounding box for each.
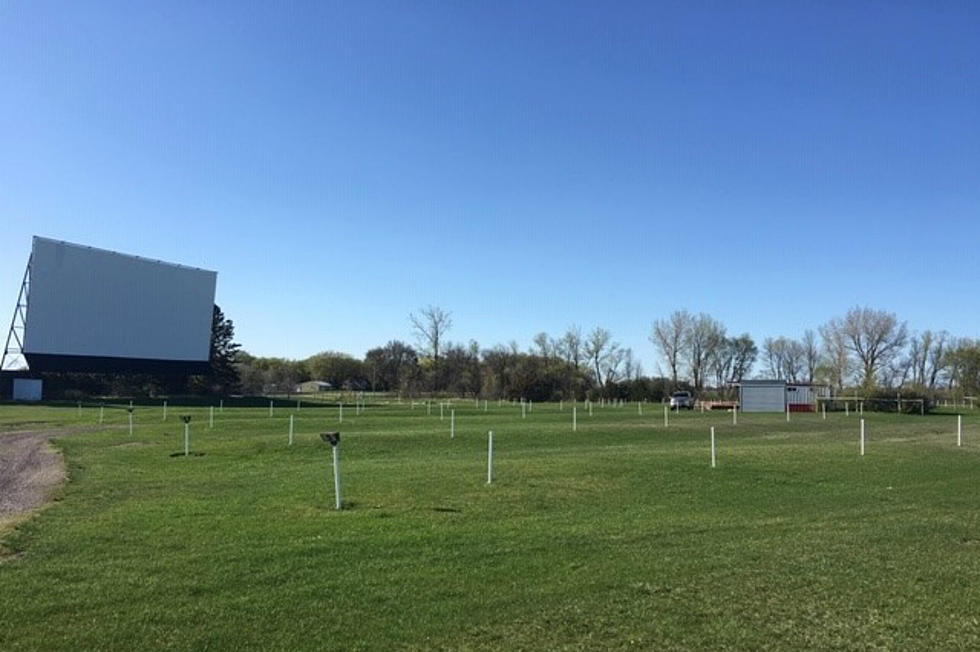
[2,401,980,650]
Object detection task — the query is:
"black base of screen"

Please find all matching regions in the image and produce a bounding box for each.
[24,353,211,375]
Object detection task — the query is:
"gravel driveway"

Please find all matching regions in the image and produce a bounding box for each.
[0,427,102,524]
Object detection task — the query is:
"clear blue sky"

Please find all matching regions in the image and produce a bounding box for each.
[2,1,978,374]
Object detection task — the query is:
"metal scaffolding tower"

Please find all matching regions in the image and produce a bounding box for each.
[2,255,30,372]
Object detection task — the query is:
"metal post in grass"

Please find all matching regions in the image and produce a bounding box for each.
[484,399,488,412]
[321,432,342,510]
[289,414,294,446]
[127,407,134,436]
[710,426,716,468]
[451,409,455,439]
[860,418,865,456]
[733,405,737,426]
[163,400,168,421]
[269,400,274,417]
[589,401,593,417]
[573,406,577,432]
[859,401,864,415]
[958,414,962,447]
[822,403,826,420]
[560,399,563,411]
[209,406,214,429]
[219,399,223,413]
[663,404,668,427]
[786,403,790,422]
[440,402,444,421]
[129,400,133,410]
[99,402,104,424]
[297,398,301,411]
[339,402,343,423]
[529,400,533,413]
[845,402,849,417]
[487,430,494,484]
[638,402,643,416]
[522,401,526,419]
[181,415,191,457]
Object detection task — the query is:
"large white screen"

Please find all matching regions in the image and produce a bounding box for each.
[23,237,217,364]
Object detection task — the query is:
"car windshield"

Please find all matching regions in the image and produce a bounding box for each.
[672,392,689,397]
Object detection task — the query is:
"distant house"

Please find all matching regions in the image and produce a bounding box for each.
[296,380,333,393]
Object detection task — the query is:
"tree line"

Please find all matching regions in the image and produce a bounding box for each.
[235,305,980,401]
[16,303,980,401]
[652,306,980,398]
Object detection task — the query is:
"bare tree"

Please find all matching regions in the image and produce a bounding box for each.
[882,353,913,389]
[783,340,806,382]
[709,340,735,389]
[729,334,758,384]
[764,336,806,382]
[927,331,950,389]
[841,306,907,389]
[651,310,691,388]
[710,335,757,396]
[819,318,852,392]
[559,325,583,367]
[909,330,951,389]
[763,337,788,379]
[622,348,637,382]
[632,358,644,381]
[908,331,926,386]
[531,332,553,359]
[685,314,726,391]
[601,347,628,385]
[409,305,452,361]
[802,329,819,383]
[585,326,619,387]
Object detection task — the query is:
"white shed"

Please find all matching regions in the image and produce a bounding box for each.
[739,380,786,412]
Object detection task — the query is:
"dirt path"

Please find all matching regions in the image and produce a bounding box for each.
[0,427,104,528]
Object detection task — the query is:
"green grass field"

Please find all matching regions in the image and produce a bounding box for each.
[2,400,979,650]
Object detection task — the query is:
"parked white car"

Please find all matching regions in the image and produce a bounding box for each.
[669,391,695,410]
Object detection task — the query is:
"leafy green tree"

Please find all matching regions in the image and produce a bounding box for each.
[306,351,367,389]
[946,339,980,395]
[364,340,418,391]
[185,304,241,395]
[208,304,241,393]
